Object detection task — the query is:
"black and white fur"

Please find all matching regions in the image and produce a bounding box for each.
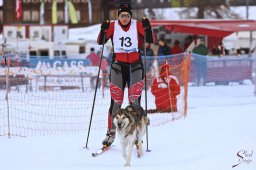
[113,105,149,166]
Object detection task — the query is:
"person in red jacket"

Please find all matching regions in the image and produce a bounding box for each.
[151,61,180,112]
[86,47,100,66]
[86,47,101,88]
[97,2,153,147]
[171,40,183,55]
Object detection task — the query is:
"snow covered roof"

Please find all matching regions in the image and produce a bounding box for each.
[151,19,256,38]
[69,24,101,42]
[154,6,256,20]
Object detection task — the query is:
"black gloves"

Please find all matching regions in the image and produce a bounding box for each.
[101,20,110,31]
[142,17,151,29]
[142,17,153,43]
[99,20,110,44]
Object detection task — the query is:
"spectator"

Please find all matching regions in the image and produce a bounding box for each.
[157,38,172,56]
[211,45,217,55]
[192,40,209,56]
[86,47,101,88]
[192,40,209,86]
[171,40,183,54]
[184,36,193,51]
[151,61,180,112]
[216,42,225,57]
[86,47,100,66]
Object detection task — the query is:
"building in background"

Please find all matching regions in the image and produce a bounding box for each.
[1,0,100,56]
[1,0,102,27]
[2,0,256,33]
[1,0,256,30]
[1,0,255,57]
[0,0,175,34]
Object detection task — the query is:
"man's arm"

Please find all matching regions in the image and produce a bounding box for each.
[168,77,181,95]
[97,21,114,45]
[137,19,153,43]
[151,78,158,96]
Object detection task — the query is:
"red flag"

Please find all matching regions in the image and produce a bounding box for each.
[16,0,22,20]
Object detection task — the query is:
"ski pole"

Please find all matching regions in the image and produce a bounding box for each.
[85,29,107,149]
[142,23,150,152]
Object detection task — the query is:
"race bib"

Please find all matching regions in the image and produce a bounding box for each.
[113,19,139,53]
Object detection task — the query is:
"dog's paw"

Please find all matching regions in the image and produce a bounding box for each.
[137,150,143,158]
[124,162,131,167]
[137,152,141,157]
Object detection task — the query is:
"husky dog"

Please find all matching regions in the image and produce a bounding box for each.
[113,104,149,166]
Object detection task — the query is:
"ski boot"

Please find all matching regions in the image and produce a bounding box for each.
[102,128,116,148]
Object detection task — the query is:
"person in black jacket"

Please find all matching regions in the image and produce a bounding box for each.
[157,38,172,56]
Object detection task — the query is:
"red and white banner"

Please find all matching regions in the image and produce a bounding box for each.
[16,0,23,20]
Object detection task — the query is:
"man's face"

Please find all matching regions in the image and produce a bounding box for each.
[118,12,131,26]
[158,40,164,46]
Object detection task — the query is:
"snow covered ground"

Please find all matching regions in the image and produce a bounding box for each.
[0,84,255,170]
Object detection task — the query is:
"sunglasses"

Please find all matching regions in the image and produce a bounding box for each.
[120,14,131,19]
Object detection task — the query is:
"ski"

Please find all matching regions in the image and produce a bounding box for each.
[91,145,113,157]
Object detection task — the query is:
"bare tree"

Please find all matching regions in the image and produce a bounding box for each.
[180,0,241,19]
[145,7,166,19]
[153,8,166,19]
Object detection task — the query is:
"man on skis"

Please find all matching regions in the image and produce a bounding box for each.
[97,1,153,147]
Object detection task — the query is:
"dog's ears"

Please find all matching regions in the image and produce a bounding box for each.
[125,104,144,115]
[112,109,121,118]
[112,108,128,118]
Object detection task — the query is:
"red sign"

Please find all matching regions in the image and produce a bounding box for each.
[16,0,23,20]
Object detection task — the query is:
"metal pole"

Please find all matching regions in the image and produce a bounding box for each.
[143,26,150,152]
[246,0,249,20]
[88,0,92,24]
[6,53,11,138]
[44,75,47,92]
[246,0,253,57]
[1,38,11,138]
[85,33,106,148]
[80,73,84,93]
